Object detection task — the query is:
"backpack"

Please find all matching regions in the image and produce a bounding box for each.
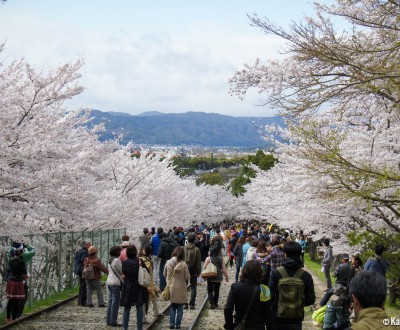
[276,266,305,319]
[82,258,95,280]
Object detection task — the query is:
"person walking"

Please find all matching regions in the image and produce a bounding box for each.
[84,246,109,307]
[233,236,245,282]
[224,260,274,330]
[157,232,179,291]
[164,246,190,329]
[106,245,123,327]
[198,227,210,284]
[204,247,229,309]
[140,245,161,324]
[322,239,333,291]
[121,244,148,330]
[73,238,91,306]
[184,233,201,309]
[151,227,163,286]
[269,241,316,329]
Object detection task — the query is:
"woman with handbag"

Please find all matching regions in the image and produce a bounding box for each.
[139,245,162,324]
[106,245,123,327]
[121,244,148,330]
[204,246,229,309]
[164,246,190,329]
[224,260,274,330]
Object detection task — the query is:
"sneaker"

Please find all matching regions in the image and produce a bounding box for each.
[86,304,94,307]
[110,324,122,327]
[189,304,195,309]
[210,304,216,309]
[183,304,188,309]
[170,326,175,329]
[98,304,107,307]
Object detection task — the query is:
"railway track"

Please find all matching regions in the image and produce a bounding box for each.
[0,258,323,329]
[1,257,233,330]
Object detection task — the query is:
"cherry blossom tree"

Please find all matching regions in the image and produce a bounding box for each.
[229,0,400,250]
[0,43,240,237]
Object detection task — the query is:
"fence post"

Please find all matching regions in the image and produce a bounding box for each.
[45,233,49,300]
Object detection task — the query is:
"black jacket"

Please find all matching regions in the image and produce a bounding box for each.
[157,237,179,261]
[120,257,147,307]
[74,247,88,276]
[224,279,274,330]
[269,257,316,325]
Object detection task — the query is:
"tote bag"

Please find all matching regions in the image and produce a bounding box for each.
[201,262,217,279]
[138,265,151,287]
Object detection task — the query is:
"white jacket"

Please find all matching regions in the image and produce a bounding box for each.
[106,257,123,286]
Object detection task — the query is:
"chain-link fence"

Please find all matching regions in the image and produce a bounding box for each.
[0,228,126,309]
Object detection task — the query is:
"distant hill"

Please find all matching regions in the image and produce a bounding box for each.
[89,110,284,147]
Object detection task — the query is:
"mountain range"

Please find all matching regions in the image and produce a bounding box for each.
[89,110,284,147]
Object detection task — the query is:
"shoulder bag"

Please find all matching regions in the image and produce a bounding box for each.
[234,285,258,330]
[138,257,151,287]
[161,268,176,301]
[201,260,217,279]
[110,260,123,287]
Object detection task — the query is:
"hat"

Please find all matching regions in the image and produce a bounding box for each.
[121,241,129,247]
[341,253,350,260]
[88,246,97,254]
[13,243,23,252]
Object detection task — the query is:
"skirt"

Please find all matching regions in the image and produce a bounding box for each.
[6,281,25,299]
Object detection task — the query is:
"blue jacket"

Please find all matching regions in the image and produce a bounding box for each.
[364,256,389,277]
[151,234,161,256]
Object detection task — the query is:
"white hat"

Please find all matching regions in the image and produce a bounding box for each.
[121,241,129,247]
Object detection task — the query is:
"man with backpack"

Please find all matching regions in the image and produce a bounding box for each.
[184,233,201,309]
[74,239,91,306]
[157,232,179,291]
[269,241,315,329]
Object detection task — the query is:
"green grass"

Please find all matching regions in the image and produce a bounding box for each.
[304,254,325,284]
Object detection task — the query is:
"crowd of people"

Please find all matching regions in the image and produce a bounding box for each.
[70,221,395,330]
[0,220,388,330]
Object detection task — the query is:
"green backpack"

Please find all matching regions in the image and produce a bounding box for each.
[276,266,305,319]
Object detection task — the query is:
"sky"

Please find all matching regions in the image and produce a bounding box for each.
[0,0,334,117]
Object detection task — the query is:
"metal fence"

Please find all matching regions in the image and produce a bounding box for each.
[0,228,126,308]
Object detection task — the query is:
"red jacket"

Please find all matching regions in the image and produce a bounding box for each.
[84,255,108,280]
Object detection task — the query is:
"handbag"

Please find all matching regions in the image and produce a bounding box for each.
[138,258,151,287]
[201,261,217,279]
[234,285,258,330]
[161,268,176,301]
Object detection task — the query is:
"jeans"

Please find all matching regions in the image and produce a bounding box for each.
[123,304,143,330]
[152,256,161,285]
[86,280,105,306]
[323,264,332,289]
[106,285,121,325]
[189,276,197,306]
[159,259,167,291]
[207,281,221,306]
[78,277,87,306]
[169,303,183,327]
[235,265,241,282]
